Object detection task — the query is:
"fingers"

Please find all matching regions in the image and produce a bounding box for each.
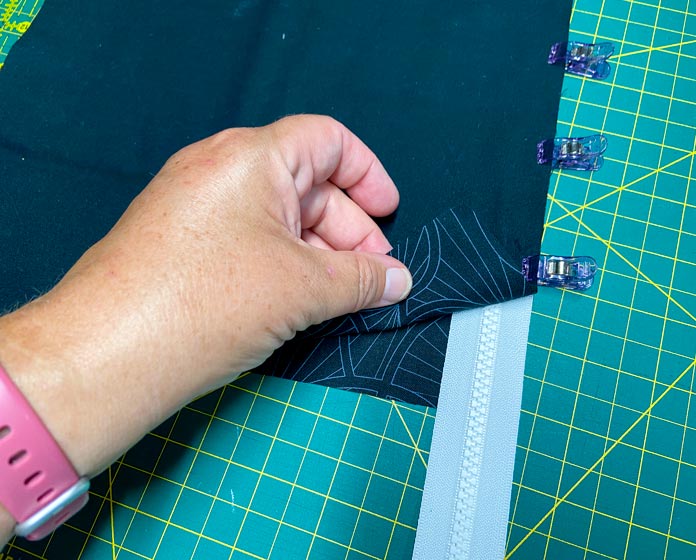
[301,229,333,250]
[267,115,400,218]
[300,182,392,253]
[267,115,411,325]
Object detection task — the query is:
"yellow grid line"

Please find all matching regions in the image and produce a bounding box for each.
[103,412,181,559]
[392,403,428,470]
[564,70,696,109]
[512,492,696,549]
[664,46,696,559]
[545,149,696,229]
[542,1,614,553]
[108,466,116,560]
[516,411,696,482]
[549,216,696,254]
[111,444,421,535]
[265,384,328,558]
[519,392,696,452]
[228,375,292,559]
[548,171,696,207]
[150,386,228,559]
[0,5,435,556]
[547,194,696,324]
[613,38,696,60]
[69,380,424,560]
[567,24,696,62]
[179,398,428,492]
[344,405,395,558]
[107,380,427,560]
[622,2,687,555]
[190,384,247,559]
[507,359,696,558]
[511,481,696,550]
[514,446,696,513]
[383,404,430,558]
[506,26,587,544]
[116,435,421,531]
[533,193,696,555]
[204,382,433,454]
[561,99,696,134]
[629,0,696,16]
[3,1,694,559]
[305,394,361,557]
[511,1,696,558]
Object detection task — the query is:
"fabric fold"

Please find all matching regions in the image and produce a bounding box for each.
[302,206,532,339]
[257,206,533,407]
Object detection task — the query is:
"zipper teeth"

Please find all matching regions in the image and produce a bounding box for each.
[449,304,502,558]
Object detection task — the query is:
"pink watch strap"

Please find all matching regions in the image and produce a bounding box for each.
[0,363,89,540]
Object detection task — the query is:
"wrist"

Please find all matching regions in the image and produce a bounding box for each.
[0,247,210,543]
[0,502,12,550]
[0,273,194,479]
[0,298,116,478]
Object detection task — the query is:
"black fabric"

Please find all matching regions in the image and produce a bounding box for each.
[0,1,571,406]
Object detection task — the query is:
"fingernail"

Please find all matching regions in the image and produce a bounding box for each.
[382,268,412,305]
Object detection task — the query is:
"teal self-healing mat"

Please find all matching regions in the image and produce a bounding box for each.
[2,1,696,559]
[508,1,696,559]
[8,373,433,560]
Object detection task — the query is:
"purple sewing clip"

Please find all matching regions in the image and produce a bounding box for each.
[522,255,597,291]
[537,134,607,171]
[548,41,615,79]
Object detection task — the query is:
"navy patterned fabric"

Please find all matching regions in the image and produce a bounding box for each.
[259,208,532,407]
[308,209,531,338]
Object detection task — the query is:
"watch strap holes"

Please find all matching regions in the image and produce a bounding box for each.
[37,488,55,503]
[9,449,27,466]
[24,470,43,487]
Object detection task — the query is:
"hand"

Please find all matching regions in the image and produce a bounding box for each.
[0,115,411,544]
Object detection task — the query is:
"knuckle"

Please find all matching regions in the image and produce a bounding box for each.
[162,143,193,168]
[354,255,380,311]
[212,126,252,145]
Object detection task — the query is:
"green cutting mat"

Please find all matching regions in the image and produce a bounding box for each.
[2,1,695,559]
[508,1,696,559]
[5,375,433,560]
[0,0,33,70]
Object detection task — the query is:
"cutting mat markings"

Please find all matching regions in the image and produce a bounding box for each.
[509,0,696,559]
[2,0,695,559]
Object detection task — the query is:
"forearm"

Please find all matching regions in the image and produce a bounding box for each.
[0,285,183,478]
[0,259,211,547]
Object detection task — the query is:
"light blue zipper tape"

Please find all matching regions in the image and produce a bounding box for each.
[413,296,533,559]
[450,303,502,556]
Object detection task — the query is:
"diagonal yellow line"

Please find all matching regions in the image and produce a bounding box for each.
[506,358,696,559]
[545,150,696,228]
[108,466,116,560]
[613,38,696,60]
[392,402,428,469]
[548,195,696,324]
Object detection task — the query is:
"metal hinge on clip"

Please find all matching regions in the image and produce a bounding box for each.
[537,134,607,171]
[522,255,597,291]
[548,41,615,79]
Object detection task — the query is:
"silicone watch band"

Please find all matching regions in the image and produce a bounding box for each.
[0,363,89,540]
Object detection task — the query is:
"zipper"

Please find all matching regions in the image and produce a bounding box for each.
[448,304,502,558]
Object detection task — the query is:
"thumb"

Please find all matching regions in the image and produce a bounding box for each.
[310,249,413,322]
